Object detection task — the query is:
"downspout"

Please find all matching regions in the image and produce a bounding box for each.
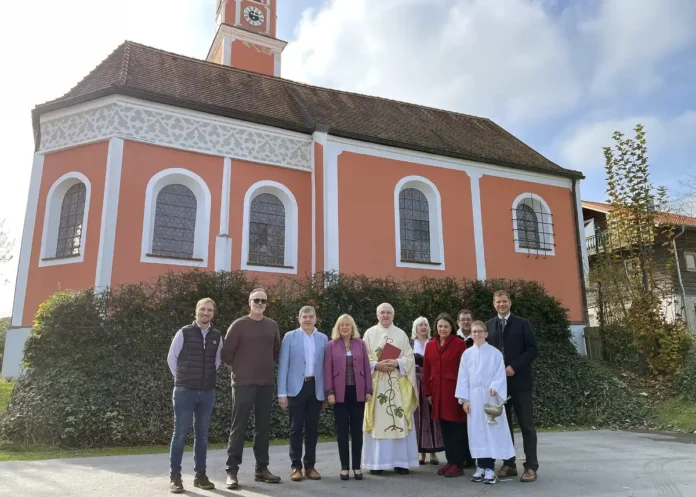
[672,225,687,326]
[571,177,590,323]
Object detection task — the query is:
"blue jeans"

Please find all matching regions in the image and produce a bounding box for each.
[169,386,216,479]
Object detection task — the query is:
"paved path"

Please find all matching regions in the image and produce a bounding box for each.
[1,430,694,497]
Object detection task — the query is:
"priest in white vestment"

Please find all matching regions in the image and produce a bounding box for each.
[362,303,419,474]
[455,320,515,485]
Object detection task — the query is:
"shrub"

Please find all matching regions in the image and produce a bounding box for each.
[0,271,649,448]
[599,324,643,371]
[675,352,696,402]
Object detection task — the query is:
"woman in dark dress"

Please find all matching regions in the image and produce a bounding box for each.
[410,316,443,465]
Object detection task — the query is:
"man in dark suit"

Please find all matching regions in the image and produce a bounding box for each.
[485,290,539,483]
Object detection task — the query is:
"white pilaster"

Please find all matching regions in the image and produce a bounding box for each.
[324,141,339,273]
[574,180,589,279]
[1,328,32,379]
[274,53,281,77]
[235,0,242,25]
[222,35,232,66]
[469,171,486,280]
[95,137,124,290]
[11,153,44,328]
[215,157,232,271]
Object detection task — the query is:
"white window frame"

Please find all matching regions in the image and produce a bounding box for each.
[512,192,555,256]
[241,180,298,274]
[39,172,91,267]
[685,252,696,272]
[141,168,211,267]
[394,176,445,270]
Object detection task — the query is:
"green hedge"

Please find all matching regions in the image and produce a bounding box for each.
[0,271,648,448]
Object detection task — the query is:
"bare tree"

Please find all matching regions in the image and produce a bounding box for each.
[0,218,15,284]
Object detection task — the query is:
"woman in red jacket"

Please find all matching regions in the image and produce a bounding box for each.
[423,312,468,478]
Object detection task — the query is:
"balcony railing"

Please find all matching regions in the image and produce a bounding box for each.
[586,230,633,255]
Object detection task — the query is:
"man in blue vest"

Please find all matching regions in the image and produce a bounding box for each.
[167,297,223,493]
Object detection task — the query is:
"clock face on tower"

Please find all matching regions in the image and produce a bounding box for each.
[243,6,265,27]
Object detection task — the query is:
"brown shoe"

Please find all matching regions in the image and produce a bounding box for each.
[496,465,518,478]
[169,477,184,493]
[291,469,303,481]
[521,468,537,482]
[225,472,239,489]
[255,467,282,483]
[193,473,215,490]
[304,468,321,480]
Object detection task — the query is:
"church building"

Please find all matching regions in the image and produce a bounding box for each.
[2,0,589,378]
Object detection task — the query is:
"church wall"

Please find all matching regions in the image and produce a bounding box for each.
[110,141,223,287]
[479,175,585,322]
[230,39,274,76]
[228,159,312,280]
[22,142,108,325]
[335,151,478,279]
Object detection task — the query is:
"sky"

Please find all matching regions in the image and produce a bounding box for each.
[0,0,695,316]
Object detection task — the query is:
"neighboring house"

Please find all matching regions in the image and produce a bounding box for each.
[583,201,696,335]
[1,0,590,378]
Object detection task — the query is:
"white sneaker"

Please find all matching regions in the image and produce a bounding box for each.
[483,469,497,485]
[471,467,485,482]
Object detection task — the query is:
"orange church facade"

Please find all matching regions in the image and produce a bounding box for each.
[2,0,590,378]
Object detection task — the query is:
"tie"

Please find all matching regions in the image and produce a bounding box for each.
[499,318,507,354]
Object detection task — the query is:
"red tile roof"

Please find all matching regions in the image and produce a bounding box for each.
[33,41,583,179]
[582,201,696,227]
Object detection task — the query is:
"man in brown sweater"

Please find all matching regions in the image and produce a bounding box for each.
[222,288,281,489]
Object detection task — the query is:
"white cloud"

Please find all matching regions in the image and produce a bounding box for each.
[582,0,696,96]
[559,111,696,171]
[282,0,581,124]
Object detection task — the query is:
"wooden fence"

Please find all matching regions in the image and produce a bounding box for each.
[584,326,604,361]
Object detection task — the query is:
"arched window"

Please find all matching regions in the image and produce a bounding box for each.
[512,193,555,255]
[241,180,298,274]
[248,193,286,266]
[516,204,540,249]
[39,172,92,267]
[151,184,197,259]
[56,182,87,258]
[393,176,445,269]
[399,188,431,263]
[141,168,211,267]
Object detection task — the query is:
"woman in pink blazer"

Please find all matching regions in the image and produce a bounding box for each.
[324,314,373,480]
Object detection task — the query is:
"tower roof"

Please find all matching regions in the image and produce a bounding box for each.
[34,41,583,179]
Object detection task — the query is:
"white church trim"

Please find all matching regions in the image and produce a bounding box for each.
[240,180,298,274]
[38,171,92,267]
[39,96,312,172]
[393,175,445,270]
[141,168,212,267]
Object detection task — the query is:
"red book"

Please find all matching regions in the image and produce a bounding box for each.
[378,342,402,361]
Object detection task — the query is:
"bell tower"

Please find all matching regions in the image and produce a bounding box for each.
[207,0,287,77]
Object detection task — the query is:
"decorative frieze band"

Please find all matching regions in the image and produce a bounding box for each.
[39,101,313,171]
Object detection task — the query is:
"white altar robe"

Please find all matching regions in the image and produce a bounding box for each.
[455,342,516,460]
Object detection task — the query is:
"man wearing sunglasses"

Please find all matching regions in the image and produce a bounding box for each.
[222,288,282,489]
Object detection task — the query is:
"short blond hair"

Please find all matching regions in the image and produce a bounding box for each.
[493,290,510,301]
[331,314,360,340]
[471,320,487,334]
[411,316,431,339]
[196,297,216,313]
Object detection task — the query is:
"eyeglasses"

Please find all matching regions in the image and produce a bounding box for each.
[471,330,486,335]
[252,298,267,304]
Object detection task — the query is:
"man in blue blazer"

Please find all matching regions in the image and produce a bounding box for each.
[278,305,328,482]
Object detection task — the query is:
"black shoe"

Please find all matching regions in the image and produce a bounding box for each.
[193,473,215,490]
[394,467,410,475]
[353,470,363,480]
[340,471,349,481]
[369,470,383,475]
[462,460,475,469]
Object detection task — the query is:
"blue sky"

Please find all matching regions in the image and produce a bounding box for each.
[0,0,695,314]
